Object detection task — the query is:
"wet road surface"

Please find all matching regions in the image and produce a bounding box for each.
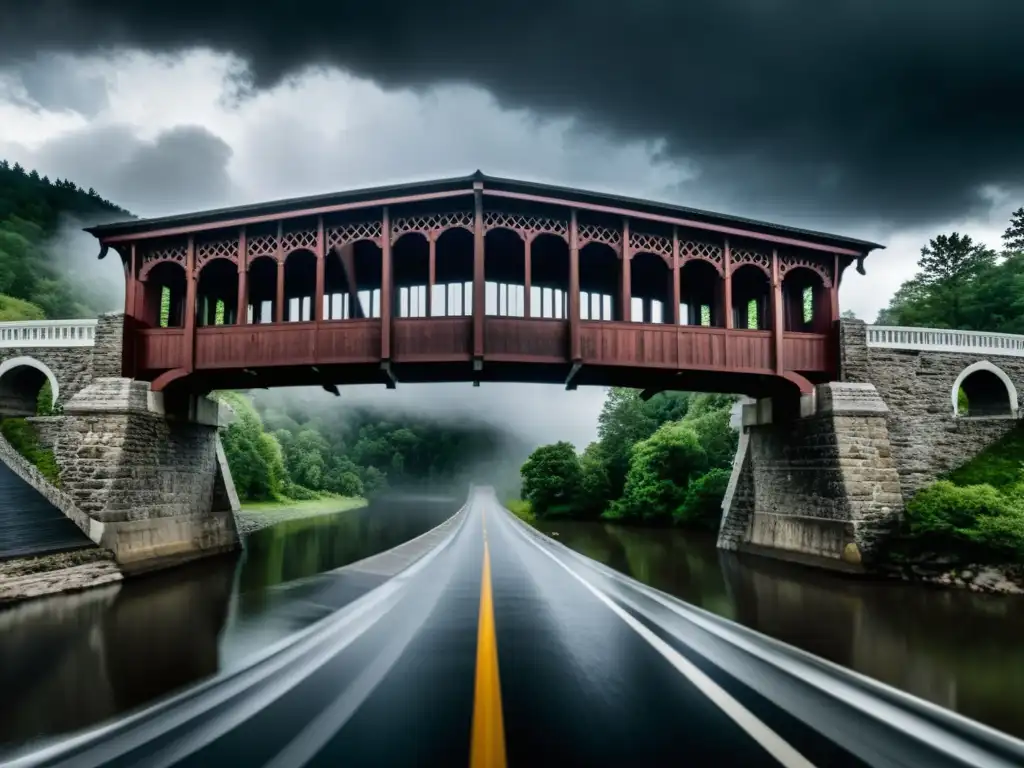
[6,489,1024,768]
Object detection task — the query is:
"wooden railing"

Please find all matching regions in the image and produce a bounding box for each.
[866,325,1024,357]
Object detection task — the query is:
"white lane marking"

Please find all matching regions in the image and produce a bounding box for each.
[497,505,816,768]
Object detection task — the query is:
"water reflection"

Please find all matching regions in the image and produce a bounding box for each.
[0,497,457,752]
[537,520,1024,740]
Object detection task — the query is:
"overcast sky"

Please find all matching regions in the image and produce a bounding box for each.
[0,2,1020,449]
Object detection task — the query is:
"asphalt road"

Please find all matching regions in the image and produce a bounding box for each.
[8,488,1024,768]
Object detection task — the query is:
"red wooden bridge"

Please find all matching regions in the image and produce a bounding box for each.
[86,172,882,399]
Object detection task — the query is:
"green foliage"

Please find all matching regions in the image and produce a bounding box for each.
[520,441,582,516]
[945,426,1024,490]
[0,418,60,486]
[604,422,707,523]
[219,392,287,501]
[1003,207,1024,252]
[505,498,536,525]
[902,481,1024,562]
[675,468,731,528]
[0,161,131,319]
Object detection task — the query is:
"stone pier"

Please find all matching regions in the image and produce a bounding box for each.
[54,378,240,570]
[718,382,904,571]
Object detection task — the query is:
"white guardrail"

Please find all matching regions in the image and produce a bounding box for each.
[0,319,97,348]
[867,325,1024,357]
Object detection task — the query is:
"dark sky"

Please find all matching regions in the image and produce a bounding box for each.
[1,1,1022,232]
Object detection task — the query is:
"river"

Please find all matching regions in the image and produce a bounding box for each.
[1,503,1022,754]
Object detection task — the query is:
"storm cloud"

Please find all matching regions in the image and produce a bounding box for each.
[1,1,1022,231]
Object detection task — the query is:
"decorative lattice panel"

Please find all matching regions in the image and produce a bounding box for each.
[391,211,473,241]
[483,212,568,240]
[629,231,672,258]
[729,247,770,275]
[247,234,278,260]
[779,254,833,287]
[139,244,187,279]
[280,228,317,254]
[327,220,382,250]
[680,240,724,272]
[196,238,239,269]
[577,223,622,250]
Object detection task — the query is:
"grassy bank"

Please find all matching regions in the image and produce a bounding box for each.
[238,496,367,534]
[504,498,536,525]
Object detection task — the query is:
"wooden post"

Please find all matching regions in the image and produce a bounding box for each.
[237,228,248,325]
[569,210,581,361]
[314,216,325,322]
[830,253,840,323]
[274,221,285,322]
[381,207,392,358]
[621,219,631,322]
[771,249,785,374]
[122,245,137,378]
[473,185,485,358]
[183,235,197,373]
[427,234,436,317]
[671,228,681,325]
[723,239,733,330]
[524,237,532,318]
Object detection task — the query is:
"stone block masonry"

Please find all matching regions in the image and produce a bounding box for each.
[55,377,240,569]
[719,382,903,569]
[839,318,1024,499]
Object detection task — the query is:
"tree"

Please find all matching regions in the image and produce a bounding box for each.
[1004,207,1024,252]
[606,422,707,523]
[575,442,612,518]
[596,388,656,498]
[841,309,858,320]
[520,441,582,517]
[916,233,995,286]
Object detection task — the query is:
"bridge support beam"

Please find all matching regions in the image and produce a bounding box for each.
[54,378,240,571]
[718,381,903,571]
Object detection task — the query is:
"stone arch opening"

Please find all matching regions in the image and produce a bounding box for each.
[484,228,525,317]
[530,233,569,319]
[394,233,430,318]
[680,259,722,327]
[284,249,316,322]
[579,242,618,321]
[143,261,186,328]
[630,251,671,323]
[197,258,238,326]
[247,256,278,324]
[731,264,772,330]
[782,267,830,333]
[0,356,59,416]
[952,360,1019,417]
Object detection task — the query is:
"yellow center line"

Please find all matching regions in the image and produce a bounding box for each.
[469,516,506,768]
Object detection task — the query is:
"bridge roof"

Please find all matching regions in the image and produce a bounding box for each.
[85,171,884,254]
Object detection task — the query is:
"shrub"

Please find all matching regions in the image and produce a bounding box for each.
[505,498,536,524]
[676,467,731,529]
[904,480,1024,561]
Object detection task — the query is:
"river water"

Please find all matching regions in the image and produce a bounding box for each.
[1,503,1022,753]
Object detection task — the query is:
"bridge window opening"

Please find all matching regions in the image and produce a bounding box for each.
[782,266,830,333]
[393,233,430,318]
[142,261,185,328]
[324,244,361,320]
[0,360,58,417]
[247,256,278,324]
[580,242,619,321]
[485,228,526,317]
[679,259,722,327]
[197,258,238,326]
[731,264,771,330]
[432,228,474,317]
[529,233,569,319]
[629,251,671,323]
[283,250,316,322]
[580,291,614,321]
[953,363,1018,418]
